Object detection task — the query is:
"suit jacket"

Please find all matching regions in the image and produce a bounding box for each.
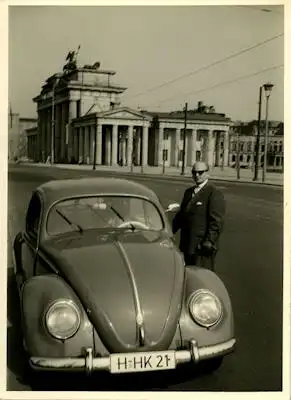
[172,181,225,255]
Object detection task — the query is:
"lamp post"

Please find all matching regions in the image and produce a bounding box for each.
[93,117,98,170]
[236,126,241,180]
[253,85,263,181]
[51,81,56,164]
[180,102,188,175]
[262,83,274,183]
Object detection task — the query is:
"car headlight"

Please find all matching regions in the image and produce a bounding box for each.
[45,300,81,340]
[188,289,223,328]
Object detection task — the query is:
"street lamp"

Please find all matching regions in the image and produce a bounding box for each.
[262,82,274,183]
[51,83,56,164]
[253,85,263,181]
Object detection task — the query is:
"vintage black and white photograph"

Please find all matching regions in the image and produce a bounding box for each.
[5,2,289,395]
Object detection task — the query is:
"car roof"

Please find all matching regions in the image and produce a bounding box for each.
[37,177,160,206]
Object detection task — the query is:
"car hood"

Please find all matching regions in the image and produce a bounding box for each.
[41,230,185,352]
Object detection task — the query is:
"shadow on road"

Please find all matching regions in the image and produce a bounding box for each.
[6,268,30,388]
[23,365,215,391]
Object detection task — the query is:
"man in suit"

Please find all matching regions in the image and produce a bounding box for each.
[172,161,225,270]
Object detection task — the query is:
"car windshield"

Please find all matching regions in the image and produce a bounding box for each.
[46,195,164,235]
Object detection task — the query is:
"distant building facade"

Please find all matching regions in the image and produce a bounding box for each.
[229,121,284,170]
[28,57,232,168]
[8,112,37,161]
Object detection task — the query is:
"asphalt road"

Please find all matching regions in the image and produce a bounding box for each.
[7,164,284,391]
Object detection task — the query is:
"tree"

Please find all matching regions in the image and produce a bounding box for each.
[275,122,284,136]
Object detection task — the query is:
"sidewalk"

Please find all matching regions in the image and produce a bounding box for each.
[18,161,284,187]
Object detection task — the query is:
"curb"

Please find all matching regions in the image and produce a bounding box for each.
[13,162,283,188]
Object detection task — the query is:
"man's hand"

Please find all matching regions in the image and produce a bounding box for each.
[201,240,216,256]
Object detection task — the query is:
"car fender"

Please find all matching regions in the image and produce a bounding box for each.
[179,267,235,347]
[20,274,104,358]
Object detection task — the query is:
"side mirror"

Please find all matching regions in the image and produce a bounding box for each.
[165,203,180,213]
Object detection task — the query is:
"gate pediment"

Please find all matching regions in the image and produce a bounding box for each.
[98,107,151,120]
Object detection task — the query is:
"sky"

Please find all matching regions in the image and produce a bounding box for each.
[8,4,284,123]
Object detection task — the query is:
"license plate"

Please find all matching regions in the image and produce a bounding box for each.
[110,351,176,373]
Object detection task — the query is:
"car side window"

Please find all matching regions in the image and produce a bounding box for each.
[26,192,42,237]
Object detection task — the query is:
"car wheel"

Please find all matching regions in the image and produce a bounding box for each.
[199,356,223,374]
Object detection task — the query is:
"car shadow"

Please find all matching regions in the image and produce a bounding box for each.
[6,267,30,389]
[27,364,209,391]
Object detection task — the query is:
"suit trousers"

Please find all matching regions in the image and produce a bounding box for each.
[183,252,216,271]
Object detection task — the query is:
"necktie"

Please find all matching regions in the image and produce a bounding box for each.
[193,186,200,196]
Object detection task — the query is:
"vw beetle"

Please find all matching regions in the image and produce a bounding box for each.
[13,177,236,376]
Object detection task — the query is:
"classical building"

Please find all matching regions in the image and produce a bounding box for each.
[229,121,284,170]
[8,112,37,161]
[28,57,233,168]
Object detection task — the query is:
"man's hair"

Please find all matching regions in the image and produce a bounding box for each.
[192,162,209,172]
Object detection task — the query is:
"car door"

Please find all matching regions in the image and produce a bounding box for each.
[14,191,42,283]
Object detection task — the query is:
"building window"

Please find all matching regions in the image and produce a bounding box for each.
[196,150,201,161]
[232,155,236,162]
[247,142,252,152]
[179,149,183,161]
[240,154,243,162]
[232,142,237,151]
[247,155,251,162]
[261,144,265,152]
[279,143,283,152]
[76,100,81,118]
[274,144,278,152]
[240,143,244,152]
[197,132,203,141]
[276,157,280,166]
[162,149,168,161]
[163,130,168,140]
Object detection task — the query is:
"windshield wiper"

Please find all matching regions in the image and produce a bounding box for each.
[56,208,83,234]
[109,206,136,231]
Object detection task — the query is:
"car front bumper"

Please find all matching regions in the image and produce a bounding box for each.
[29,338,236,374]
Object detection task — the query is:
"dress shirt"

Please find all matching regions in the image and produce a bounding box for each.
[192,178,208,196]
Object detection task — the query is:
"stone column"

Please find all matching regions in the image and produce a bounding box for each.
[36,110,41,162]
[207,130,216,168]
[136,130,141,165]
[127,125,133,166]
[142,125,149,166]
[79,127,84,163]
[105,127,111,165]
[76,127,80,162]
[122,138,126,164]
[185,129,191,166]
[111,125,118,165]
[68,100,77,162]
[174,128,179,167]
[45,109,50,161]
[158,125,164,165]
[38,110,43,161]
[215,131,220,167]
[54,104,60,162]
[223,129,229,167]
[191,129,197,165]
[84,125,90,164]
[96,123,102,165]
[58,103,64,161]
[71,126,76,161]
[41,110,46,162]
[88,126,94,164]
